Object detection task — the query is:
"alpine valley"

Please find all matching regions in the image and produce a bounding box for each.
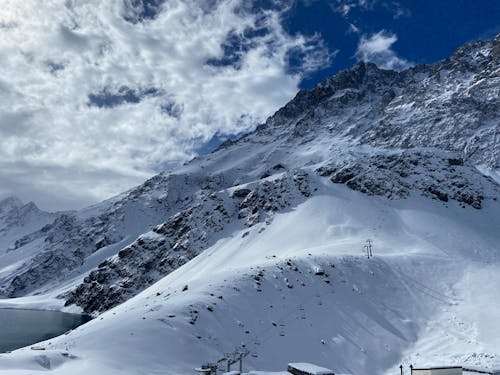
[0,35,498,375]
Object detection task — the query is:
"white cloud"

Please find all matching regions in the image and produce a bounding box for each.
[330,0,370,16]
[355,30,412,70]
[0,0,331,210]
[330,0,410,20]
[347,23,360,34]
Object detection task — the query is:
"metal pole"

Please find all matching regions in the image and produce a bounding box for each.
[366,239,373,257]
[239,357,243,373]
[400,364,403,375]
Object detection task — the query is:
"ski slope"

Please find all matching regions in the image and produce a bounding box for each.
[0,180,498,374]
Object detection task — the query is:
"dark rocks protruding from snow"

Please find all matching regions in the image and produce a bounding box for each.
[0,173,191,297]
[1,35,499,313]
[65,171,312,313]
[317,151,498,209]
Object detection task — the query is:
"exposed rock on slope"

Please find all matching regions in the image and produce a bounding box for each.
[0,35,498,314]
[0,174,194,296]
[65,170,312,312]
[317,150,497,208]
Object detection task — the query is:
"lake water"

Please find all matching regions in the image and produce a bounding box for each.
[0,308,92,353]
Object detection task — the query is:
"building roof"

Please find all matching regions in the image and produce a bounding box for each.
[413,366,463,370]
[288,363,334,375]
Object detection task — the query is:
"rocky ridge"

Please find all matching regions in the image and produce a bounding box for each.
[0,35,498,313]
[65,170,312,312]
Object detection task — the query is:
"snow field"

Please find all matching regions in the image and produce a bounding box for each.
[1,186,498,374]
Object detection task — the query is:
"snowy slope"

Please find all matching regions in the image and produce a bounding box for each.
[0,35,498,374]
[0,197,60,258]
[0,35,497,304]
[0,175,202,297]
[61,34,499,314]
[0,183,498,374]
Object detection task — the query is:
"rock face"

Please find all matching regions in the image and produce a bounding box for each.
[272,37,499,170]
[64,171,312,312]
[317,151,496,209]
[0,35,498,313]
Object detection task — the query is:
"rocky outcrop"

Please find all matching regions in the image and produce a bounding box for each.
[64,171,312,313]
[317,151,498,208]
[0,35,498,313]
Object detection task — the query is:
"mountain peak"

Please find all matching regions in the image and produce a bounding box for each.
[442,33,499,72]
[0,196,23,214]
[17,201,42,215]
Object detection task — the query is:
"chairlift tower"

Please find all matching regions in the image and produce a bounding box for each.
[197,345,250,374]
[225,346,250,372]
[364,239,373,258]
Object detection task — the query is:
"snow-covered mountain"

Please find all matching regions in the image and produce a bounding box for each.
[0,35,498,374]
[0,197,60,258]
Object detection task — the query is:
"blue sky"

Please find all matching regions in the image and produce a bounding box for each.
[0,0,498,210]
[285,0,500,87]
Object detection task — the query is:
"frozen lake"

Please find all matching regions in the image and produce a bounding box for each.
[0,308,91,353]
